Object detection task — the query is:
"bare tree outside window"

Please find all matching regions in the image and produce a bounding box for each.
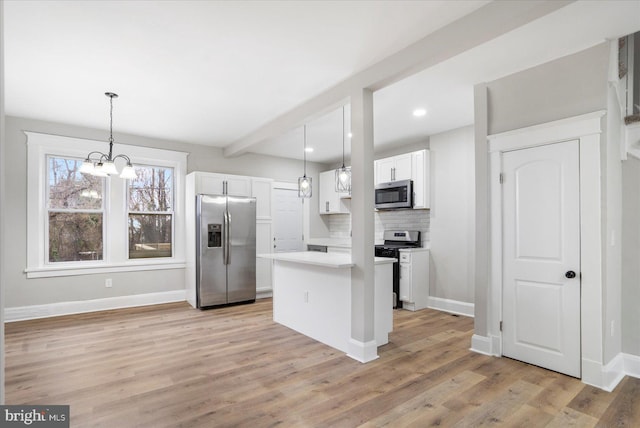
[128,166,173,258]
[47,157,104,262]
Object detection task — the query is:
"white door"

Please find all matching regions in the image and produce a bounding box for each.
[502,140,581,378]
[273,188,304,252]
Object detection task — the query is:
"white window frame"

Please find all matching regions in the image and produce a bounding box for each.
[25,132,187,278]
[127,163,175,260]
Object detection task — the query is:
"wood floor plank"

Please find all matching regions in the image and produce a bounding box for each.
[4,299,639,427]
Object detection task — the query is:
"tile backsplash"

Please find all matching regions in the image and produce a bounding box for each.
[327,210,430,245]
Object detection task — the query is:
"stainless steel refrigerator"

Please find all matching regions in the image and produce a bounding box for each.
[196,194,256,308]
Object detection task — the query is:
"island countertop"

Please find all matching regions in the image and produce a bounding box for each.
[258,251,396,269]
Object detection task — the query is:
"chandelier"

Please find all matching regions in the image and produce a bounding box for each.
[80,92,137,179]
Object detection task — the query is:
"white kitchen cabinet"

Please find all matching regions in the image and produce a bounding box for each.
[251,178,273,220]
[196,172,251,196]
[374,150,430,209]
[411,150,430,209]
[255,221,273,296]
[318,170,350,214]
[399,248,429,311]
[375,153,412,184]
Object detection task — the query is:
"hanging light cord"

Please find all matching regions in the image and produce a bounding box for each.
[341,106,346,168]
[107,93,115,160]
[303,125,307,177]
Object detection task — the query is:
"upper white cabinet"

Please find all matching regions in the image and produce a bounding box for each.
[375,153,412,183]
[375,149,430,209]
[196,173,252,197]
[251,178,273,220]
[319,170,350,215]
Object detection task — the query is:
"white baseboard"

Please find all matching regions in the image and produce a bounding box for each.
[622,353,640,379]
[257,288,273,299]
[582,354,627,392]
[347,338,379,363]
[470,334,493,356]
[427,296,474,317]
[4,290,186,322]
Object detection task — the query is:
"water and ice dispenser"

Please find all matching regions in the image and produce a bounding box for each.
[208,224,222,248]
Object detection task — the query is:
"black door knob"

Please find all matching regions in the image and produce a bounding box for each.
[565,271,576,279]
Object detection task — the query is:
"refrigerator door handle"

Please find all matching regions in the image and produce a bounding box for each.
[227,211,232,265]
[223,211,229,265]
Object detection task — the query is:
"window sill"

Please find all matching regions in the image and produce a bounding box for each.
[24,260,187,279]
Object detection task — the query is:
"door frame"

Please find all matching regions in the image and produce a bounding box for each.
[484,111,607,388]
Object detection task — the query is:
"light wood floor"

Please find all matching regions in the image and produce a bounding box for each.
[5,299,639,427]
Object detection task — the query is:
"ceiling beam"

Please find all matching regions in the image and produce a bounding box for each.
[223,0,574,158]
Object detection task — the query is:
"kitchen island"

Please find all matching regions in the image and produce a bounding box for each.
[258,251,395,361]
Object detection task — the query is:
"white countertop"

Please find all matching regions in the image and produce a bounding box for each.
[258,251,396,269]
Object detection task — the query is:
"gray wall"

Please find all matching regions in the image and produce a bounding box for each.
[429,125,475,304]
[487,43,609,135]
[622,157,640,356]
[3,116,327,308]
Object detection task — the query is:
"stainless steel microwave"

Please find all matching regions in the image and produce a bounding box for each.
[375,179,413,210]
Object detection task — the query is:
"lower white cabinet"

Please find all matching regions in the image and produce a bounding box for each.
[399,248,430,311]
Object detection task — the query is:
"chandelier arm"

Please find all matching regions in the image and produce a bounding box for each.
[112,154,132,165]
[84,151,108,161]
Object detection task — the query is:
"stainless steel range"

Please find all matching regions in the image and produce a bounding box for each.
[374,230,421,308]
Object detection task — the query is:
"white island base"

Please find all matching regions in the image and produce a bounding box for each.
[259,251,395,362]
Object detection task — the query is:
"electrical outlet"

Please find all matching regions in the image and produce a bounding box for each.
[105,278,112,288]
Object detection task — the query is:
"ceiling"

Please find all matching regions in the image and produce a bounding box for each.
[4,1,640,164]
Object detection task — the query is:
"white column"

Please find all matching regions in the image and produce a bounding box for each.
[348,88,377,362]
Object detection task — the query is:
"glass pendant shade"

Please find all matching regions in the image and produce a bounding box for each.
[80,160,95,174]
[298,175,312,198]
[119,164,138,180]
[335,166,351,193]
[100,161,118,175]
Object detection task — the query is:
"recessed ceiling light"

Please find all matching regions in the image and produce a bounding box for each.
[413,108,427,117]
[305,147,314,153]
[348,132,353,138]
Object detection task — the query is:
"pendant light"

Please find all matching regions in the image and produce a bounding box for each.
[298,125,312,198]
[80,92,137,180]
[335,105,351,193]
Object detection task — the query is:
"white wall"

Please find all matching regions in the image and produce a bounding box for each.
[3,116,327,310]
[429,126,475,304]
[604,83,623,363]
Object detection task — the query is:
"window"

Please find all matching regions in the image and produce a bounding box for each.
[47,156,105,262]
[128,166,174,259]
[26,132,187,278]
